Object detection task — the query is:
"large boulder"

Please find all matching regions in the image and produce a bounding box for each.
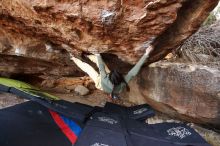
[0,0,218,64]
[122,61,220,127]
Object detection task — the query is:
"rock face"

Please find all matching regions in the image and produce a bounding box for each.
[0,0,219,126]
[0,54,80,76]
[122,62,220,127]
[0,0,218,64]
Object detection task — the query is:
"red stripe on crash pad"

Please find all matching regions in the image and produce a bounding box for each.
[49,110,77,144]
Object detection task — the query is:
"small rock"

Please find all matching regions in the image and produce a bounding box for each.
[41,80,56,88]
[86,82,96,90]
[74,85,90,96]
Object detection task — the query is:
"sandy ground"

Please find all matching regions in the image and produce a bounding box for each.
[0,92,26,109]
[0,91,219,146]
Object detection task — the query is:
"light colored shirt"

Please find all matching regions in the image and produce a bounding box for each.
[96,54,149,94]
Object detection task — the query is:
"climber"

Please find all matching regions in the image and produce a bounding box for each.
[71,45,154,99]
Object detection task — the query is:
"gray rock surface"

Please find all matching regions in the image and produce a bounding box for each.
[122,61,220,127]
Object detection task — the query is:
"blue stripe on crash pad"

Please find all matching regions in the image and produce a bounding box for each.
[61,115,82,136]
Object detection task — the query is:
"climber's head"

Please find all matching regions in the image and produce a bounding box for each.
[109,70,124,86]
[109,69,130,99]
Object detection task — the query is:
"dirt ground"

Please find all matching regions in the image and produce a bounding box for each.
[0,91,219,146]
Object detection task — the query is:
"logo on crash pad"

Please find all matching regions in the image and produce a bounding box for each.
[167,126,192,139]
[133,108,148,115]
[98,116,118,125]
[91,142,109,146]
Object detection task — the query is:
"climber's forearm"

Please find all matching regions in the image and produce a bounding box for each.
[125,45,153,82]
[125,54,149,82]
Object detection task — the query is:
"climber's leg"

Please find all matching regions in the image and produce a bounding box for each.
[71,56,99,83]
[87,55,110,73]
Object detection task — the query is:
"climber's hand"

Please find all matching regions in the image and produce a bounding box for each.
[145,45,154,55]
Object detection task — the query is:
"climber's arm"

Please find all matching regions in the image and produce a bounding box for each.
[125,45,153,82]
[71,56,99,82]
